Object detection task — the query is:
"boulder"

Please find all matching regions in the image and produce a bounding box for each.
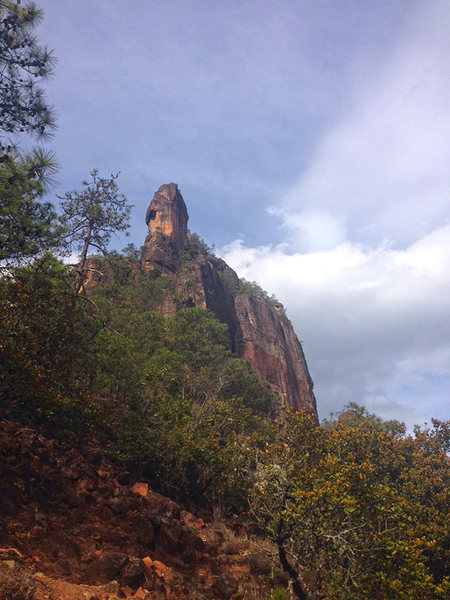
[247,551,271,575]
[211,572,238,599]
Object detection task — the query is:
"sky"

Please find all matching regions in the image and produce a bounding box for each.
[35,0,449,426]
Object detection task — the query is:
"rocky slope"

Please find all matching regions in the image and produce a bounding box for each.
[140,183,317,420]
[0,419,284,600]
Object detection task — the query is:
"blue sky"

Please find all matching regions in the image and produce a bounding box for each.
[36,0,449,426]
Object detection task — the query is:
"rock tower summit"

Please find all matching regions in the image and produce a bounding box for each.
[141,183,189,273]
[140,184,318,420]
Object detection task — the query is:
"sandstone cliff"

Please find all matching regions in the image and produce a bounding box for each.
[234,295,316,416]
[140,184,318,420]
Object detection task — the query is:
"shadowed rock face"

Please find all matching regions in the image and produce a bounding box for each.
[140,184,318,420]
[234,295,317,416]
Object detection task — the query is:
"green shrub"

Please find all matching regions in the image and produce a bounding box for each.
[181,232,211,261]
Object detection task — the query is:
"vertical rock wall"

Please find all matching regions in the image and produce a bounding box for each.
[234,295,317,416]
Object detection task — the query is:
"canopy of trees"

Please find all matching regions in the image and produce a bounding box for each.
[248,409,449,600]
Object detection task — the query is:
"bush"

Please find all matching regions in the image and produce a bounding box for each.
[218,271,280,306]
[181,232,211,261]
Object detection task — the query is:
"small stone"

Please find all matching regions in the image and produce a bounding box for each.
[120,585,133,597]
[103,580,121,595]
[131,482,148,497]
[122,558,145,587]
[152,560,169,578]
[180,511,206,529]
[142,557,153,573]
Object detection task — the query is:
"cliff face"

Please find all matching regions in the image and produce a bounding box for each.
[234,295,317,416]
[140,184,317,420]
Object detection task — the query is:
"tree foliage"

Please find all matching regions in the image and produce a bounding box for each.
[0,254,102,438]
[0,150,59,263]
[0,248,275,507]
[219,269,281,306]
[248,410,449,600]
[58,169,131,294]
[322,401,406,435]
[0,1,59,264]
[181,232,211,261]
[0,0,56,143]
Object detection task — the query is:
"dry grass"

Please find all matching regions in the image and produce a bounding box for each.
[0,563,36,600]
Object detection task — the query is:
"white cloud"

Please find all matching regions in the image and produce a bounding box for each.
[220,224,450,427]
[267,207,347,252]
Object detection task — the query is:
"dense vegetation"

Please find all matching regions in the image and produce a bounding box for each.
[218,267,281,306]
[0,3,448,599]
[0,251,274,504]
[249,410,449,600]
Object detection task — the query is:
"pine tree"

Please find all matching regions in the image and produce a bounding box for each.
[0,1,58,264]
[59,170,131,295]
[0,0,56,144]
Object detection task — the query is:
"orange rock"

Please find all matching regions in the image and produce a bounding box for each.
[142,556,153,573]
[152,560,172,580]
[133,586,147,598]
[131,482,148,497]
[141,183,189,274]
[120,585,134,597]
[180,510,196,528]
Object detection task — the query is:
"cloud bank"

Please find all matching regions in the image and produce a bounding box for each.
[221,224,450,426]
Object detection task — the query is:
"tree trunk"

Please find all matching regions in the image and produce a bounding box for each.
[74,224,91,296]
[276,513,308,600]
[278,541,309,600]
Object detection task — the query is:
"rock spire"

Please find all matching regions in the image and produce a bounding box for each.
[140,183,189,273]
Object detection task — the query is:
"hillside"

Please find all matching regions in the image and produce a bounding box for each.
[1,2,448,598]
[0,418,282,600]
[1,183,448,600]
